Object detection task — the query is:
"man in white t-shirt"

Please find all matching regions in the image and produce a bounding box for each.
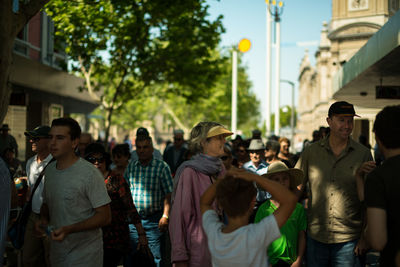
[200,169,297,267]
[23,125,53,267]
[36,118,111,267]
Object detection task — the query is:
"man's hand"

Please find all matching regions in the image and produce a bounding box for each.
[356,161,376,177]
[354,236,369,256]
[51,226,69,242]
[158,216,169,232]
[34,219,48,237]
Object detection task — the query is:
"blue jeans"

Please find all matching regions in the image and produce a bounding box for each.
[307,235,362,267]
[124,212,163,267]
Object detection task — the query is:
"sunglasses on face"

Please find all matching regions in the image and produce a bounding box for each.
[220,156,230,161]
[87,156,105,164]
[237,149,246,153]
[174,138,183,141]
[30,136,50,142]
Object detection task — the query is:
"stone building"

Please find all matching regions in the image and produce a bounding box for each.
[297,0,400,146]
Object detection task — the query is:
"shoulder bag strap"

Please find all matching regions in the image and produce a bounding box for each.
[28,158,56,203]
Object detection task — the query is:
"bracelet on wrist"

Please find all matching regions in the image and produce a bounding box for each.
[162,214,169,220]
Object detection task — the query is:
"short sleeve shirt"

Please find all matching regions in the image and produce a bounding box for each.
[26,154,53,214]
[43,158,111,266]
[255,201,307,265]
[365,155,400,267]
[295,136,372,243]
[202,210,280,267]
[124,158,173,216]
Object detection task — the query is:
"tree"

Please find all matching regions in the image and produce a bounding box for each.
[270,105,297,133]
[102,47,261,136]
[0,0,50,124]
[45,0,224,144]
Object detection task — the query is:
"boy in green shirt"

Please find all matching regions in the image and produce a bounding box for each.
[255,162,306,267]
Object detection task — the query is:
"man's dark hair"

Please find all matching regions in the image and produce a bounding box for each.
[373,105,400,149]
[136,135,152,144]
[266,140,280,154]
[112,143,130,157]
[51,118,81,140]
[216,176,257,218]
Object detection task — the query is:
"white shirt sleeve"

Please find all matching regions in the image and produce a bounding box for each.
[202,209,223,243]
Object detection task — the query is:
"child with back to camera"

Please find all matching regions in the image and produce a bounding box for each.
[200,168,297,267]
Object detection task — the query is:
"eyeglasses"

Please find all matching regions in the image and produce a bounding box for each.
[86,156,105,164]
[220,156,229,161]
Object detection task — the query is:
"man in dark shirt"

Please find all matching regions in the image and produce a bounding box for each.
[365,105,400,266]
[163,129,187,176]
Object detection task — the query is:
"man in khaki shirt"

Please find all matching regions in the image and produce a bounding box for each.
[296,101,375,267]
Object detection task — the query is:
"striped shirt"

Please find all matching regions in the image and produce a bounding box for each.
[125,158,173,216]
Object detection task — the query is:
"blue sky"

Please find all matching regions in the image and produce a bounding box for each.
[207,0,332,125]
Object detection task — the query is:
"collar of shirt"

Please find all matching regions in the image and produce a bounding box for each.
[36,153,53,165]
[319,135,356,155]
[133,157,155,167]
[244,160,269,171]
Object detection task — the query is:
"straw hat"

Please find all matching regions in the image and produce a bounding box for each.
[262,161,303,187]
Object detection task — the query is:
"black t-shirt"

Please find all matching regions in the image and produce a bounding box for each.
[365,154,400,267]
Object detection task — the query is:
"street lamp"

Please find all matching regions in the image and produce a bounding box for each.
[265,0,272,137]
[231,38,251,137]
[280,79,295,150]
[267,0,284,136]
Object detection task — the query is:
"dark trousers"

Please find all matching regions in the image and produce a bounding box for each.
[104,248,124,267]
[273,259,291,267]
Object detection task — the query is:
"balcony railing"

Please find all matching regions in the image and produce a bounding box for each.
[13,38,67,70]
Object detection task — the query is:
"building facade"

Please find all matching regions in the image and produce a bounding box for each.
[297,0,399,146]
[3,11,98,161]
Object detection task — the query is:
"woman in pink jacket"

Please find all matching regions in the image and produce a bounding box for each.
[169,122,233,267]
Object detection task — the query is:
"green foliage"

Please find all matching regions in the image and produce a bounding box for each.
[104,47,261,134]
[45,0,225,141]
[270,105,297,131]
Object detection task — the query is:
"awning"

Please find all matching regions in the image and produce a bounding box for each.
[332,9,400,108]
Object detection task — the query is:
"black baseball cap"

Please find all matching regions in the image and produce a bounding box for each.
[328,101,360,118]
[24,126,51,138]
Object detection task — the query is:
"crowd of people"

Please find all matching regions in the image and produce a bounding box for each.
[0,101,399,267]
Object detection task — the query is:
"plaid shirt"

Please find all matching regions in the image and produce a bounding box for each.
[124,158,173,216]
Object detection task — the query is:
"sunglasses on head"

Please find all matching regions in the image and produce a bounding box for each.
[86,156,105,164]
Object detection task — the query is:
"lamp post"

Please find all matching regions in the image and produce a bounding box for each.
[280,79,295,149]
[267,1,284,136]
[265,0,272,137]
[231,39,251,137]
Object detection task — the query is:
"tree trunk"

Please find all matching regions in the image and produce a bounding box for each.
[0,0,51,124]
[0,1,15,124]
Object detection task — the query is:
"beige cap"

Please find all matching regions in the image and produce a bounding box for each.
[262,161,304,187]
[207,126,233,138]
